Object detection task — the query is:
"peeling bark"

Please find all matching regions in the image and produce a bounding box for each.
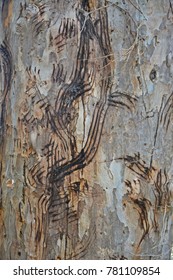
[0,0,173,260]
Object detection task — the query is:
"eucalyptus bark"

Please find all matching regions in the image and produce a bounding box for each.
[0,0,173,260]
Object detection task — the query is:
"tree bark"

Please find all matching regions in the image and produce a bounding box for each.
[0,0,173,260]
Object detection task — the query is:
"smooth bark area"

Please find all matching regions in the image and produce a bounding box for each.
[0,0,173,259]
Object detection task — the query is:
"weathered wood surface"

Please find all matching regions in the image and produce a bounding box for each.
[0,0,173,259]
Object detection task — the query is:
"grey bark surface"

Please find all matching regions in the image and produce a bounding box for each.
[0,0,173,259]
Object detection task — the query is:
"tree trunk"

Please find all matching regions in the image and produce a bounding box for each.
[0,0,173,260]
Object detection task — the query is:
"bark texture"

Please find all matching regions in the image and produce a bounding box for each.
[0,0,173,259]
